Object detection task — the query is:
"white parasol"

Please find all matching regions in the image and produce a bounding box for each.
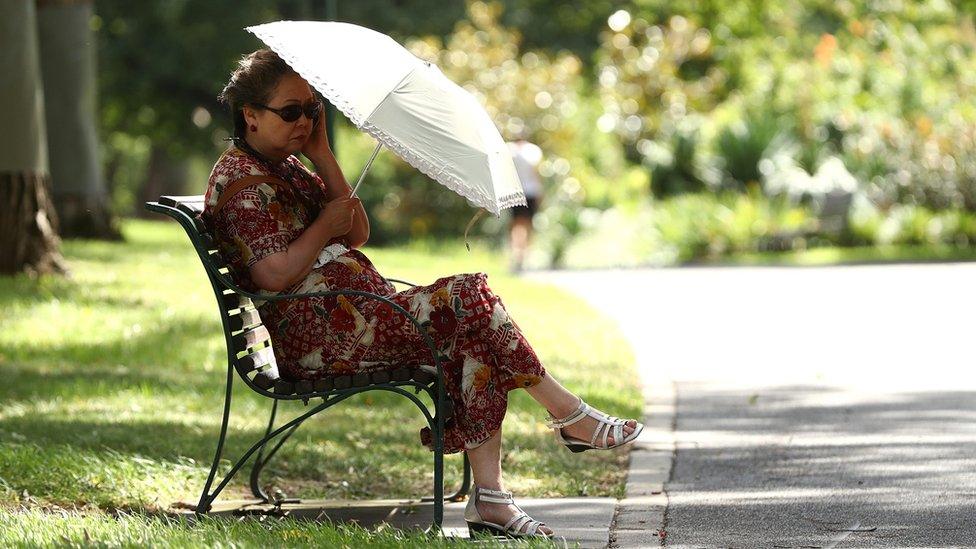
[246,21,526,216]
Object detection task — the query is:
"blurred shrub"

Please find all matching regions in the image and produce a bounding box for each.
[849,197,976,248]
[595,12,727,197]
[713,107,787,191]
[534,191,816,267]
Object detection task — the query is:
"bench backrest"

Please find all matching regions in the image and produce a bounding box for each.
[146,195,283,394]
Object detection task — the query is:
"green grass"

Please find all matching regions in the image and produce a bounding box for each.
[0,507,559,548]
[0,219,641,544]
[698,244,976,267]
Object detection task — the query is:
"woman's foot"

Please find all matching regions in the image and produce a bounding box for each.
[548,398,642,450]
[562,413,638,447]
[465,485,553,537]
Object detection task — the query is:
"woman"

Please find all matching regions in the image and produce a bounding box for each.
[204,49,643,539]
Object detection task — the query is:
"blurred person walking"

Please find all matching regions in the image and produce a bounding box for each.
[507,138,543,273]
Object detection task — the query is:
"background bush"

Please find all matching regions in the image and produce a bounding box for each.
[94,0,976,265]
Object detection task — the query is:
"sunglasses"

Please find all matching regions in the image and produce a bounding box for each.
[253,101,322,123]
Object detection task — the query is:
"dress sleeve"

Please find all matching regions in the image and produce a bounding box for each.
[218,183,291,267]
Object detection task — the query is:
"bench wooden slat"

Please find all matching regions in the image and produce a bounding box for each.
[228,309,261,331]
[159,195,205,216]
[313,377,334,392]
[233,325,271,352]
[252,371,277,390]
[391,367,412,382]
[220,292,251,310]
[333,375,352,390]
[206,251,228,269]
[237,346,276,372]
[274,380,295,395]
[193,216,208,234]
[200,233,216,250]
[352,372,370,388]
[411,368,435,385]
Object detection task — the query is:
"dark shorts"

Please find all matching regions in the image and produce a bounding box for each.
[511,196,539,219]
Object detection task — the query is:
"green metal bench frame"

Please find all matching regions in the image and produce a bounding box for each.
[145,195,470,532]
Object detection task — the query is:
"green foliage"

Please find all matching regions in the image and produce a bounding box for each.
[91,0,976,265]
[713,108,787,190]
[596,12,727,163]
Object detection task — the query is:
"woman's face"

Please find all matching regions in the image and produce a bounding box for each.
[243,72,318,160]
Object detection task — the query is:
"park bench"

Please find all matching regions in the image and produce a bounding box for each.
[145,195,470,531]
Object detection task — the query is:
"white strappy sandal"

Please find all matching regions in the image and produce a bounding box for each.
[547,398,644,453]
[464,485,553,539]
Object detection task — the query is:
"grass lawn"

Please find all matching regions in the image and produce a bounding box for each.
[0,219,641,546]
[696,244,976,267]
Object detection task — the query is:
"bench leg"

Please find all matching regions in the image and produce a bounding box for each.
[451,453,472,502]
[249,400,306,502]
[196,365,235,514]
[429,379,447,534]
[422,452,471,502]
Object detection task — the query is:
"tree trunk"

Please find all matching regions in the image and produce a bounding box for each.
[0,0,66,275]
[0,172,65,275]
[37,0,119,239]
[137,144,190,217]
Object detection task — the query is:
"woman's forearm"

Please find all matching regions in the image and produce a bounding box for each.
[311,150,370,248]
[250,214,338,292]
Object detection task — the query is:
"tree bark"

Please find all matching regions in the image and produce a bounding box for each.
[37,0,119,239]
[0,172,65,275]
[137,144,190,217]
[0,0,66,275]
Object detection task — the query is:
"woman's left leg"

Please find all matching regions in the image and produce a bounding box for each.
[525,372,639,447]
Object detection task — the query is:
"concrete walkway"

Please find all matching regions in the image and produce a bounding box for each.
[536,262,976,547]
[199,497,616,546]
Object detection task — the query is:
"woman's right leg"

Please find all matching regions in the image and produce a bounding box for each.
[465,429,553,536]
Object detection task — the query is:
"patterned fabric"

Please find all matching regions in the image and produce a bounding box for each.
[203,146,546,453]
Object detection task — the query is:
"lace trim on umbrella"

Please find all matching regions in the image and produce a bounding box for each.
[247,25,369,127]
[360,119,526,216]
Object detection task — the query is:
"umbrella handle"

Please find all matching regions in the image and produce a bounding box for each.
[350,142,383,198]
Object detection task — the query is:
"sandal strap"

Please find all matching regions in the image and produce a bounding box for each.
[476,486,513,505]
[505,513,530,532]
[588,413,628,448]
[545,399,590,429]
[504,512,545,535]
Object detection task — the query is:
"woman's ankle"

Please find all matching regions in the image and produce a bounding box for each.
[474,481,505,492]
[548,395,582,419]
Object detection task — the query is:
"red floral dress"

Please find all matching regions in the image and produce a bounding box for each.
[202,146,546,453]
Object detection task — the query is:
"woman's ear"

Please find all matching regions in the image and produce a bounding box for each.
[242,105,258,126]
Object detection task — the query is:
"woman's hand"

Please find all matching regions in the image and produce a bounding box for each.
[318,196,359,238]
[301,109,332,166]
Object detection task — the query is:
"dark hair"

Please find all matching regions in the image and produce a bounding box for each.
[218,49,296,140]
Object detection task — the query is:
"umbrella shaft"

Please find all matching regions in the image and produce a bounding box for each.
[350,142,382,198]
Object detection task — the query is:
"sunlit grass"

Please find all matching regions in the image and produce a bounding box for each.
[703,244,976,267]
[0,507,559,548]
[0,219,640,541]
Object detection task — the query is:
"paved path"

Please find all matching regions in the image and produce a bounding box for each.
[535,263,976,548]
[203,497,616,546]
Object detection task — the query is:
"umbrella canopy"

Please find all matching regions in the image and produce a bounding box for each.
[247,21,526,216]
